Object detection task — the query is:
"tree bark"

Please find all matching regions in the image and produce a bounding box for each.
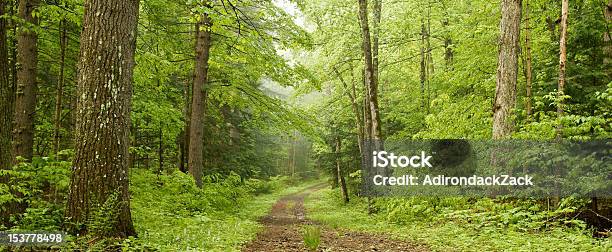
[362,68,372,141]
[358,0,382,141]
[605,1,611,69]
[524,0,533,117]
[420,20,426,110]
[66,0,140,237]
[334,67,363,155]
[188,11,213,188]
[12,0,39,162]
[1,0,14,171]
[53,19,68,155]
[441,1,453,71]
[0,0,15,227]
[372,0,381,92]
[557,0,568,138]
[335,137,349,203]
[179,77,190,173]
[9,0,17,94]
[492,0,522,139]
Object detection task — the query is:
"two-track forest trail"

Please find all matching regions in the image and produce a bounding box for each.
[242,184,428,252]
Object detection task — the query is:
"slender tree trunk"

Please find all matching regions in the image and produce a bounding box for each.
[492,0,522,139]
[349,65,364,147]
[335,137,349,203]
[12,0,39,162]
[334,67,364,154]
[362,68,372,140]
[426,3,434,77]
[524,0,533,117]
[291,130,298,177]
[358,0,382,141]
[180,78,190,173]
[372,0,381,91]
[53,19,68,155]
[441,2,453,71]
[557,0,568,139]
[605,1,611,69]
[188,11,213,188]
[66,0,140,237]
[420,20,426,110]
[426,4,434,112]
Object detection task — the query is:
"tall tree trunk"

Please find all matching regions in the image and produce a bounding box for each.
[53,19,68,155]
[492,0,522,139]
[334,67,364,154]
[420,20,426,110]
[358,0,382,141]
[362,68,372,141]
[1,0,14,171]
[524,0,533,117]
[426,4,434,112]
[0,0,16,227]
[12,0,39,162]
[605,1,611,69]
[335,137,349,203]
[66,0,140,237]
[372,0,381,92]
[188,11,213,188]
[180,78,190,173]
[557,0,568,138]
[441,1,453,71]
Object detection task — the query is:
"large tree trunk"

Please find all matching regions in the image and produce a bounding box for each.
[358,0,382,141]
[1,0,18,227]
[188,12,213,188]
[524,0,533,117]
[66,0,140,237]
[492,0,522,139]
[53,19,68,155]
[1,0,14,171]
[12,0,39,162]
[557,0,568,130]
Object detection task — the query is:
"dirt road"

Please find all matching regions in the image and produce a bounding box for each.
[242,184,428,252]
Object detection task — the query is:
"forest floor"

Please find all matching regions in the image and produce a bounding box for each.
[241,184,428,252]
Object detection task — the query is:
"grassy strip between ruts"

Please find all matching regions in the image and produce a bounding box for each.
[131,168,324,251]
[304,188,612,252]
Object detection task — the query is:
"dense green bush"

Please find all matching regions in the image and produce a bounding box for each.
[0,153,71,230]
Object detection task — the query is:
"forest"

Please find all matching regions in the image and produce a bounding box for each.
[0,0,611,251]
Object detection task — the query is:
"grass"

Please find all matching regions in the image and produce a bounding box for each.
[304,188,612,252]
[301,225,321,251]
[131,169,323,251]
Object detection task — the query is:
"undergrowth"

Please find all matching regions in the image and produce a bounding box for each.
[1,155,319,251]
[130,169,321,251]
[305,188,612,251]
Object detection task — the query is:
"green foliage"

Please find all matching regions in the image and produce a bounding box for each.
[88,191,122,238]
[301,224,321,251]
[0,154,72,230]
[306,189,612,251]
[130,168,321,251]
